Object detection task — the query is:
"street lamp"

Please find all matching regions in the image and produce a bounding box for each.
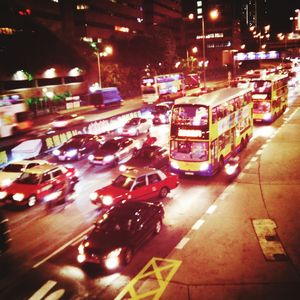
[91,43,113,88]
[201,8,219,89]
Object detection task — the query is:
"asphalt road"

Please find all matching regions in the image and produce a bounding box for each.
[0,83,299,299]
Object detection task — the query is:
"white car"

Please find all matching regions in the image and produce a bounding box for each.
[51,114,85,128]
[0,159,49,188]
[117,117,151,136]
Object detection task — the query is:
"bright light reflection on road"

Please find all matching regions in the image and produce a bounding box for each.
[253,126,276,138]
[59,265,85,280]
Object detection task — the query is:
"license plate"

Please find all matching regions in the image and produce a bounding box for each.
[185,171,194,175]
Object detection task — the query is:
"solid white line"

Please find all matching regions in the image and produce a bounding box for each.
[32,225,94,269]
[175,237,190,249]
[250,156,258,162]
[206,204,217,215]
[28,280,57,300]
[192,219,205,230]
[245,163,251,170]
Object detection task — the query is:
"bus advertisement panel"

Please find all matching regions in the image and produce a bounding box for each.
[250,74,288,122]
[0,96,32,138]
[141,73,185,105]
[169,87,253,176]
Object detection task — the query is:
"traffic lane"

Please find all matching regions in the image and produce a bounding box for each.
[0,175,226,300]
[0,116,284,297]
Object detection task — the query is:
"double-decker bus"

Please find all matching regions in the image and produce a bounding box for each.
[141,73,185,105]
[169,87,253,176]
[0,95,32,138]
[250,73,288,122]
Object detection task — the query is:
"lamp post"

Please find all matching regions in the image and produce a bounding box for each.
[201,8,219,89]
[91,43,113,88]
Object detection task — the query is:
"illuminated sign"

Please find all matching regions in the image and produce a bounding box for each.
[235,51,279,61]
[178,129,202,137]
[252,94,268,100]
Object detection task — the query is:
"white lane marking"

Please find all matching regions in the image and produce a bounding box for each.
[256,149,263,155]
[175,237,190,249]
[28,280,57,300]
[245,162,252,170]
[250,156,258,162]
[192,219,205,230]
[33,226,94,269]
[206,204,217,215]
[266,139,271,142]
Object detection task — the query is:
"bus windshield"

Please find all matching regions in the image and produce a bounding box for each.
[172,105,208,127]
[170,140,208,162]
[250,80,271,95]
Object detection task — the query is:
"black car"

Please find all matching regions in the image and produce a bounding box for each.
[88,136,141,166]
[0,212,10,255]
[77,201,164,270]
[119,145,169,172]
[52,134,103,161]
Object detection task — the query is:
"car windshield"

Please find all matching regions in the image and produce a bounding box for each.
[94,216,132,233]
[16,172,41,184]
[127,118,139,125]
[101,141,120,151]
[2,163,24,173]
[66,138,83,147]
[112,174,135,190]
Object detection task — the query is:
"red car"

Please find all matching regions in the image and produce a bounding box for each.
[0,164,78,208]
[90,167,179,208]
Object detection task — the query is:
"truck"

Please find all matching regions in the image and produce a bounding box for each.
[89,87,122,109]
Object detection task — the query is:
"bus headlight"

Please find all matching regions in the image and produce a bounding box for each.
[263,113,272,120]
[199,162,209,171]
[170,161,179,169]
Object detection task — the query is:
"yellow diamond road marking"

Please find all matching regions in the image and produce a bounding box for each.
[252,219,287,261]
[115,257,181,300]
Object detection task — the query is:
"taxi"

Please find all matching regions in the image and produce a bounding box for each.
[90,167,179,208]
[0,164,78,208]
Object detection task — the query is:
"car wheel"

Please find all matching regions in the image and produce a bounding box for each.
[123,247,133,265]
[154,219,162,234]
[159,187,169,198]
[28,195,37,207]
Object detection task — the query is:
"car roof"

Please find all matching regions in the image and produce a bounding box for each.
[123,167,159,177]
[24,164,60,174]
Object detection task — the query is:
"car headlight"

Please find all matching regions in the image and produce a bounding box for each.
[53,149,60,156]
[0,191,8,199]
[13,193,25,201]
[104,247,122,270]
[66,149,78,157]
[77,254,86,263]
[103,155,114,162]
[90,192,98,201]
[88,154,94,161]
[119,165,127,172]
[1,178,12,188]
[102,195,113,206]
[128,128,136,135]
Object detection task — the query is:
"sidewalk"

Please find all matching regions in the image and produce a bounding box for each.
[120,108,300,299]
